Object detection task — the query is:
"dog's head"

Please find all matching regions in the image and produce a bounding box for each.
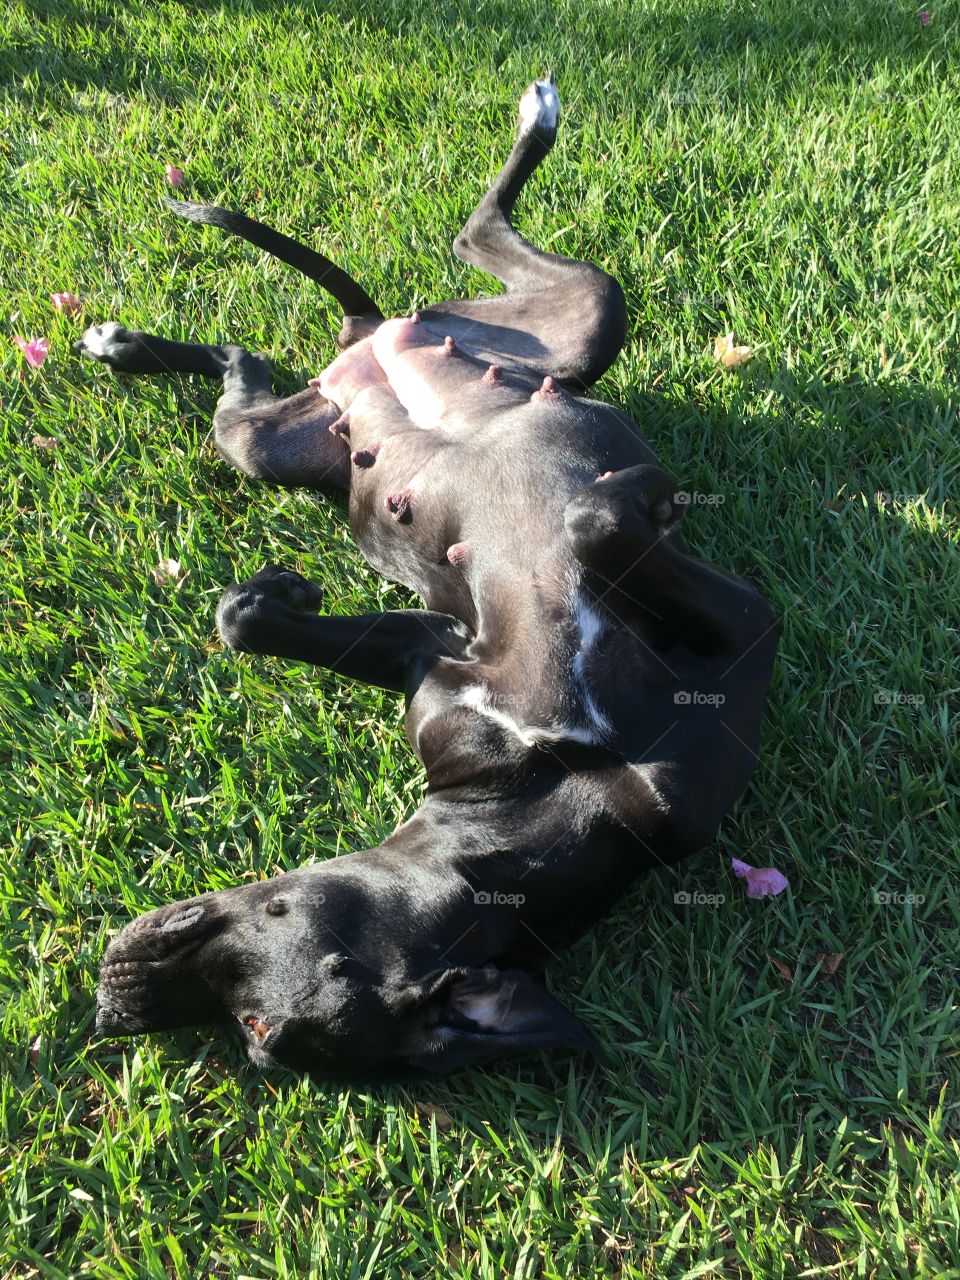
[95,866,602,1077]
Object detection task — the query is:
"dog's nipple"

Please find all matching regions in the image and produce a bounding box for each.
[329,412,350,437]
[482,364,502,386]
[443,335,457,356]
[385,489,414,523]
[446,541,470,566]
[532,375,560,402]
[351,443,381,468]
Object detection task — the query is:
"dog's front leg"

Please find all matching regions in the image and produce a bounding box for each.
[216,566,471,691]
[564,465,779,654]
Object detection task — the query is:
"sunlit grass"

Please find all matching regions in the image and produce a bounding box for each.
[1,0,958,1275]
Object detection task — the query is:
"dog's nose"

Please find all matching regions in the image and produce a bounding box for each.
[94,1001,144,1037]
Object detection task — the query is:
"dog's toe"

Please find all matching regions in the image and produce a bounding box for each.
[268,570,323,612]
[242,566,323,611]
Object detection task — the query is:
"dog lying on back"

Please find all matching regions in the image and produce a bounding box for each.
[85,77,779,1077]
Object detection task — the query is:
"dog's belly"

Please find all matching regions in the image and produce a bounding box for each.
[316,315,543,428]
[314,314,676,751]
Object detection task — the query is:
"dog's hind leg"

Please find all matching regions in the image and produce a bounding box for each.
[213,374,351,491]
[452,77,565,294]
[77,321,236,378]
[431,77,627,389]
[79,322,350,490]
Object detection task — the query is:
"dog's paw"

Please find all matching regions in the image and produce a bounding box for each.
[216,567,322,653]
[76,321,139,369]
[518,76,560,136]
[241,566,324,612]
[565,465,684,566]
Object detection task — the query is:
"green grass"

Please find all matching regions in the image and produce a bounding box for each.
[2,0,959,1275]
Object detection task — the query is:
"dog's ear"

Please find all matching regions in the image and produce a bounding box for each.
[404,966,605,1074]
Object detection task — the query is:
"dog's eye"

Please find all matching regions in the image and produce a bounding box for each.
[265,898,289,917]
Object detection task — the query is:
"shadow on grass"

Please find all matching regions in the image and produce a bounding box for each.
[4,0,942,111]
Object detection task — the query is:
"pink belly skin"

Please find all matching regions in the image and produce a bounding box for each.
[312,315,536,432]
[310,335,386,408]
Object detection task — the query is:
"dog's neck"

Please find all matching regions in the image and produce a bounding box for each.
[333,787,641,973]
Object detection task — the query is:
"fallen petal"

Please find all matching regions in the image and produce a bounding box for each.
[51,291,83,316]
[416,1101,455,1131]
[731,858,789,899]
[13,336,49,368]
[765,950,794,982]
[165,164,184,187]
[747,867,789,898]
[31,435,58,450]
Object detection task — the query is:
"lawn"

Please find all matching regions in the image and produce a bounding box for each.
[2,0,958,1275]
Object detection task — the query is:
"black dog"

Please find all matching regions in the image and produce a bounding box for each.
[85,78,779,1076]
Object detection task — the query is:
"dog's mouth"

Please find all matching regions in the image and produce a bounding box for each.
[240,1014,277,1045]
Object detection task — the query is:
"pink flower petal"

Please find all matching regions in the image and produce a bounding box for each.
[13,336,49,368]
[51,291,82,316]
[165,164,184,187]
[919,10,932,25]
[730,857,789,899]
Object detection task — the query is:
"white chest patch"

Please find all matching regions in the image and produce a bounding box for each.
[571,594,613,737]
[457,591,612,749]
[457,684,599,749]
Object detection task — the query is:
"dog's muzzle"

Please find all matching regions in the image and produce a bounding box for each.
[95,898,228,1036]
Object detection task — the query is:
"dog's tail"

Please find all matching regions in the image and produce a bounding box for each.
[163,197,383,319]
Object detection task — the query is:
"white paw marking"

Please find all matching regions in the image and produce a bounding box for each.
[80,321,125,359]
[519,79,560,134]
